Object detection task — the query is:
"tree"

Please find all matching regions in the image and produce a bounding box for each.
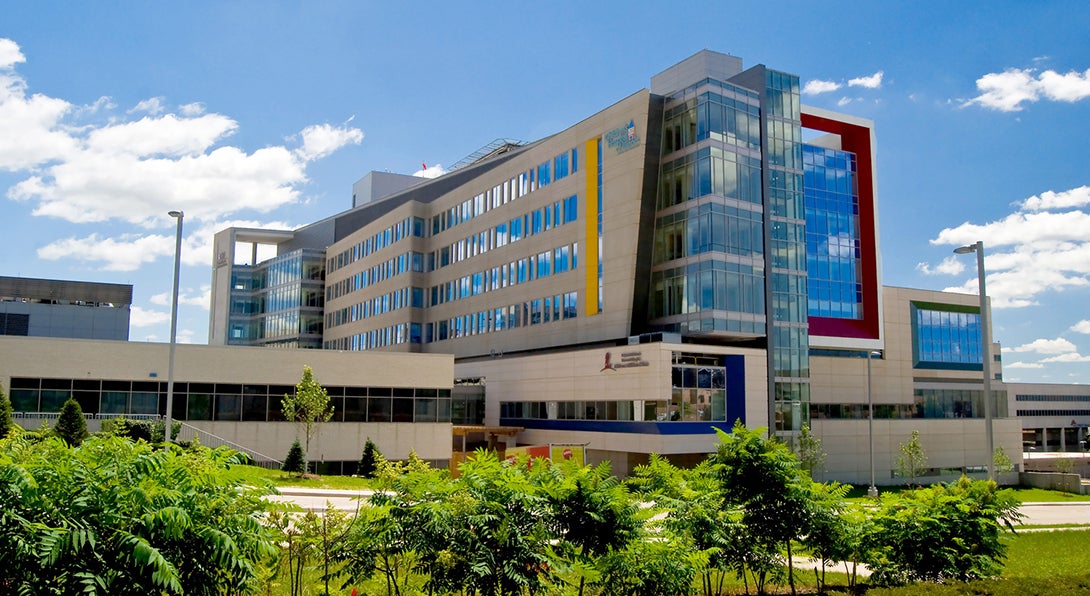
[359,437,383,479]
[0,434,279,594]
[796,424,826,479]
[994,446,1014,474]
[897,429,928,486]
[0,383,12,439]
[283,439,305,475]
[713,421,814,596]
[282,365,333,474]
[54,397,88,447]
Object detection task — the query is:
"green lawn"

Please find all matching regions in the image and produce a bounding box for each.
[226,464,375,491]
[844,484,1090,503]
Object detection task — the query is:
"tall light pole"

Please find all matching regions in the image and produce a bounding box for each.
[165,210,184,444]
[867,349,882,498]
[954,241,994,480]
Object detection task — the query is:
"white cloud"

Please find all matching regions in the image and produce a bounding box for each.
[150,286,211,309]
[803,80,841,95]
[37,233,176,271]
[931,195,1090,308]
[0,38,25,70]
[916,256,966,276]
[179,102,205,117]
[0,37,361,260]
[1040,353,1090,363]
[1006,337,1077,354]
[1003,361,1045,369]
[130,306,170,327]
[1019,186,1090,211]
[413,163,446,179]
[1071,320,1090,334]
[848,71,884,89]
[34,217,293,271]
[129,97,166,116]
[295,122,364,161]
[836,97,852,107]
[964,66,1090,111]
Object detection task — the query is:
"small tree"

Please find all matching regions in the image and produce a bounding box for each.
[55,398,88,447]
[796,424,826,479]
[282,439,305,475]
[359,437,383,478]
[994,446,1014,474]
[282,365,333,474]
[0,383,12,438]
[897,429,928,486]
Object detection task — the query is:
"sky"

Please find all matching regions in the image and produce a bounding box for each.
[2,1,1090,384]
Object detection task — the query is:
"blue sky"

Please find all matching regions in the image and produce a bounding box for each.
[2,2,1090,383]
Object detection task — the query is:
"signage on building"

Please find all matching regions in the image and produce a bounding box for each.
[601,350,650,371]
[605,119,639,154]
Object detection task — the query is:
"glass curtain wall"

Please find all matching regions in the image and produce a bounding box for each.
[227,248,326,348]
[649,78,766,335]
[762,70,810,434]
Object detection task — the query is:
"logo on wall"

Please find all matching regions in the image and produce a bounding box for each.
[601,350,650,371]
[605,120,640,154]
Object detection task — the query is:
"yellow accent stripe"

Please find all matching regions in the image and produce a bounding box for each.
[584,139,599,316]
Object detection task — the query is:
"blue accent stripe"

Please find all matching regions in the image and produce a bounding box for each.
[724,354,746,426]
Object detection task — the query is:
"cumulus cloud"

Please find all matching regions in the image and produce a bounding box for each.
[0,38,25,69]
[916,256,966,276]
[129,96,166,115]
[35,217,294,271]
[295,122,364,161]
[963,66,1090,111]
[1020,186,1090,211]
[804,71,884,97]
[848,71,884,89]
[37,233,176,271]
[926,190,1090,308]
[0,37,362,263]
[130,306,171,327]
[1003,361,1045,369]
[150,286,211,309]
[1039,353,1090,363]
[803,80,841,95]
[1006,337,1077,354]
[413,163,446,179]
[179,102,205,116]
[1071,320,1090,334]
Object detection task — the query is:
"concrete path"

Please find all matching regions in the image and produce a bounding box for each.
[267,489,1090,527]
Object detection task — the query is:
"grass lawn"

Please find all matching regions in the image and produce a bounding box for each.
[226,464,374,491]
[844,484,1090,503]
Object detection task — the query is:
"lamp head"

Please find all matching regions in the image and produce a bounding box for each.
[168,210,183,219]
[953,245,976,254]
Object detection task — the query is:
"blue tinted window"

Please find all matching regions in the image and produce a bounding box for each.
[803,144,861,320]
[913,304,983,369]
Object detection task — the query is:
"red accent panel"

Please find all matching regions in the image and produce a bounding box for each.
[801,112,880,340]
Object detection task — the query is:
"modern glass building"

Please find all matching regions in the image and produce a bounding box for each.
[201,50,1025,481]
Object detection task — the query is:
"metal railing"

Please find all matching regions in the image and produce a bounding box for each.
[175,422,283,469]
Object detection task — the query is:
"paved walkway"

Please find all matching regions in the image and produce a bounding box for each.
[267,488,1090,527]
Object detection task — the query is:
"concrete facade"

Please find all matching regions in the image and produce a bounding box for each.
[0,336,454,466]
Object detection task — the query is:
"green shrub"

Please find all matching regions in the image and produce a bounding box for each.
[283,439,305,474]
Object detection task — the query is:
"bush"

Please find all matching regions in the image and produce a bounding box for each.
[358,437,382,478]
[866,476,1022,585]
[283,439,305,474]
[0,434,278,593]
[0,383,12,438]
[55,398,88,446]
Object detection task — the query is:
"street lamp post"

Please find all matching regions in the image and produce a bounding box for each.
[954,241,994,480]
[867,350,881,498]
[165,210,184,444]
